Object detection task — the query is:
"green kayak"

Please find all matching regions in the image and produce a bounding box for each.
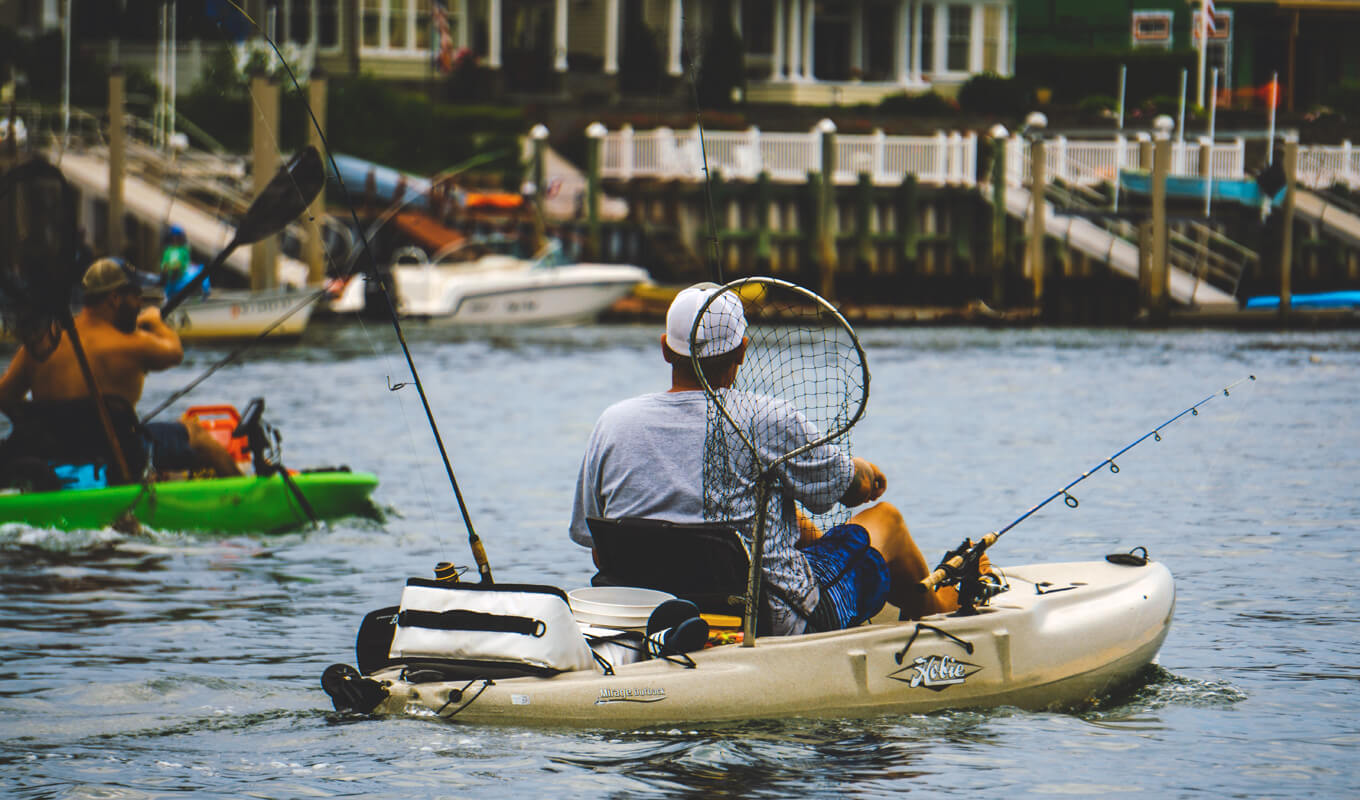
[0,470,380,533]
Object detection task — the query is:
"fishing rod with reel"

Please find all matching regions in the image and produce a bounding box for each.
[234,20,495,583]
[920,375,1257,615]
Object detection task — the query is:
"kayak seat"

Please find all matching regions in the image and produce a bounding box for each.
[0,396,148,484]
[586,516,771,633]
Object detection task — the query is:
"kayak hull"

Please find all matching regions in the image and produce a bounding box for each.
[0,471,380,533]
[361,559,1174,726]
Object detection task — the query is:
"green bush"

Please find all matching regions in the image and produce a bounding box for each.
[1324,81,1360,118]
[1078,94,1117,115]
[958,73,1036,115]
[1016,50,1197,106]
[326,76,524,177]
[878,91,957,115]
[175,73,525,178]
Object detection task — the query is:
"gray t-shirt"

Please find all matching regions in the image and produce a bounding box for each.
[569,390,854,634]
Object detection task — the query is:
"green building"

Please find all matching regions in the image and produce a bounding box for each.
[1017,0,1360,112]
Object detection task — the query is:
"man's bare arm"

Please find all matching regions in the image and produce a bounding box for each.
[839,456,887,507]
[132,307,184,370]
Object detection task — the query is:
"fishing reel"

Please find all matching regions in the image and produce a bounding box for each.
[232,397,285,477]
[933,538,1008,617]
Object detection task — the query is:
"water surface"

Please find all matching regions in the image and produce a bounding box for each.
[2,322,1356,798]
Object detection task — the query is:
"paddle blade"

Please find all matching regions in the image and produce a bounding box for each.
[234,145,325,246]
[0,158,81,359]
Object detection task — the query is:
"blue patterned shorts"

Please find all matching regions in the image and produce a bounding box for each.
[800,524,890,631]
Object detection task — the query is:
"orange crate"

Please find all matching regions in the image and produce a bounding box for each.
[182,405,251,464]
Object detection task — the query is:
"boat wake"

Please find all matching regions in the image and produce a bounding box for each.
[1080,664,1248,718]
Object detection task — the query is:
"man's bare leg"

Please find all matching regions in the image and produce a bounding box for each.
[184,422,242,477]
[849,502,959,619]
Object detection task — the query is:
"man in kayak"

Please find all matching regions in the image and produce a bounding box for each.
[0,258,240,478]
[570,282,972,635]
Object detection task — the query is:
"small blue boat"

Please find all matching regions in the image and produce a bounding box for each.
[1119,170,1283,206]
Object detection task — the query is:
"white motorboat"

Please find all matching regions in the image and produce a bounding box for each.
[164,287,317,341]
[325,557,1174,726]
[327,240,650,324]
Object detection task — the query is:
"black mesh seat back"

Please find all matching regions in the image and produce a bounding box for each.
[1,396,147,479]
[587,517,751,616]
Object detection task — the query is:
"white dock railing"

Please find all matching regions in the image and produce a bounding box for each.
[1005,135,1248,186]
[1295,142,1360,190]
[599,125,979,187]
[599,125,1360,192]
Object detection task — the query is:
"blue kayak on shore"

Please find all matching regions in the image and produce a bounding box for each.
[1244,291,1360,310]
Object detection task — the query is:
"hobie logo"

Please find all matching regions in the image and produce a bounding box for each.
[890,655,981,690]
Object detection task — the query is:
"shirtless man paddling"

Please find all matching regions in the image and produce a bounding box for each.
[0,258,239,478]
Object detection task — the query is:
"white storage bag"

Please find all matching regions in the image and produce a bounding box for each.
[389,579,595,676]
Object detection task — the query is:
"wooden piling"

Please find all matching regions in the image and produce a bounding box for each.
[250,72,280,290]
[816,120,838,300]
[1280,138,1297,316]
[1027,138,1046,309]
[107,67,125,258]
[991,133,1007,308]
[586,122,604,261]
[1148,133,1171,322]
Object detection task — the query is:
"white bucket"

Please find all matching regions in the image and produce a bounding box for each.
[567,586,674,631]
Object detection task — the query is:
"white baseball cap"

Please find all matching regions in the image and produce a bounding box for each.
[664,282,747,358]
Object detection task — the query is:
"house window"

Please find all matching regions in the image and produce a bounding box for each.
[318,0,340,50]
[920,5,935,76]
[982,5,1002,74]
[362,0,381,48]
[946,5,970,72]
[268,1,341,53]
[864,0,896,81]
[743,0,774,56]
[360,0,432,55]
[284,0,311,44]
[1131,11,1173,50]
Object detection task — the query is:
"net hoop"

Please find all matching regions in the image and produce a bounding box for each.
[691,276,870,474]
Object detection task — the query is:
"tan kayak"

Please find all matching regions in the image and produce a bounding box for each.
[331,558,1173,726]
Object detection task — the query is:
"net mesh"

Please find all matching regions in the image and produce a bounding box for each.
[696,278,868,535]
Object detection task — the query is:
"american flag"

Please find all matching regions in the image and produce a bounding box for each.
[433,0,454,74]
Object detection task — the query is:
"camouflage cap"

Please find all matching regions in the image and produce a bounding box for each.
[81,258,136,298]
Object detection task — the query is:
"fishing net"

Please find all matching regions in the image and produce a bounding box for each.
[696,278,869,537]
[0,158,81,360]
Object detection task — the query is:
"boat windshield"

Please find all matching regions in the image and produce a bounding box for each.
[430,234,558,266]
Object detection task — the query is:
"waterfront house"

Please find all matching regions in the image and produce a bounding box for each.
[3,1,1017,105]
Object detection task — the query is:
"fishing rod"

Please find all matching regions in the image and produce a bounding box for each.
[683,24,724,284]
[921,375,1257,596]
[235,13,495,583]
[140,289,326,424]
